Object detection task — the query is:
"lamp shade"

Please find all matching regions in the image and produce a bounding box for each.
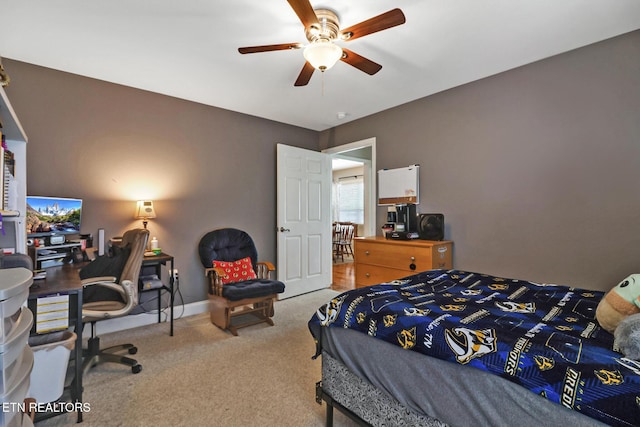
[303,40,343,71]
[135,200,156,219]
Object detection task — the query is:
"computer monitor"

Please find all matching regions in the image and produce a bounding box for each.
[26,196,83,236]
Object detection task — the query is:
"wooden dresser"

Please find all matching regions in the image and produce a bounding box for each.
[354,237,453,288]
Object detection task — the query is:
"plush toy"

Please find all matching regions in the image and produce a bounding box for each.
[614,313,640,360]
[596,274,640,334]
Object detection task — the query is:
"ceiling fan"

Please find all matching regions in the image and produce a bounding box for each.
[238,0,406,86]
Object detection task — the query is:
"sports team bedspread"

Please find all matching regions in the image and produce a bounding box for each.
[308,269,640,427]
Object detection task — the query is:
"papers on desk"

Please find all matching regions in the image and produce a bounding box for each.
[37,249,57,255]
[33,270,47,280]
[35,294,69,333]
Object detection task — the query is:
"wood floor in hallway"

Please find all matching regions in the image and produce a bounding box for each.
[331,260,355,292]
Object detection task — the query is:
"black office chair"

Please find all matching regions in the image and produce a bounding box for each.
[198,228,285,336]
[0,253,33,270]
[81,228,149,374]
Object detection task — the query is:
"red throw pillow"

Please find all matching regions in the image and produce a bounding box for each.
[212,257,257,285]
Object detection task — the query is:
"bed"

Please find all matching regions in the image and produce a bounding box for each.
[308,269,640,427]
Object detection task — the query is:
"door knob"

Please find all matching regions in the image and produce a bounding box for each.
[279,227,290,232]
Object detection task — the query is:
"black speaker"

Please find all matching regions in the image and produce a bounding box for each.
[417,214,444,241]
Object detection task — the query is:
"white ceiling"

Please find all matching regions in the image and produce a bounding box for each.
[333,158,363,171]
[1,1,640,131]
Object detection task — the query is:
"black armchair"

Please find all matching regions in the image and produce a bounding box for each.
[198,228,285,336]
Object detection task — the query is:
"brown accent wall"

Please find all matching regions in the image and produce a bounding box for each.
[320,30,640,291]
[4,59,318,303]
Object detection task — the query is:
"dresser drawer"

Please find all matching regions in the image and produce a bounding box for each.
[355,242,451,271]
[355,264,410,287]
[354,238,453,288]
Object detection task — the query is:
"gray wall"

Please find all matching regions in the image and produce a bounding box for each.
[320,30,640,291]
[5,30,639,297]
[4,59,318,304]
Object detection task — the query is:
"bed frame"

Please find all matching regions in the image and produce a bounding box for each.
[316,352,444,427]
[314,327,607,427]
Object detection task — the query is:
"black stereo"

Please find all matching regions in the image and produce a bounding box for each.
[417,213,444,241]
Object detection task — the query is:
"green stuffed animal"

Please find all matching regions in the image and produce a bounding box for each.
[596,274,640,334]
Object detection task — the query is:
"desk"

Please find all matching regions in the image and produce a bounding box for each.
[140,252,175,336]
[28,264,84,423]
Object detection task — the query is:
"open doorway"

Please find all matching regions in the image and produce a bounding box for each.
[332,157,365,237]
[323,138,376,291]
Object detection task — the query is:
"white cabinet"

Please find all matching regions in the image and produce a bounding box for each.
[0,86,28,255]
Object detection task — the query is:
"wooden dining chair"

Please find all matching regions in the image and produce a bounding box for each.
[334,223,355,262]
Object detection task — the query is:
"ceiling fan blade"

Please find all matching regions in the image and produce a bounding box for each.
[340,8,406,42]
[287,0,319,29]
[294,62,315,86]
[340,48,382,75]
[238,43,302,54]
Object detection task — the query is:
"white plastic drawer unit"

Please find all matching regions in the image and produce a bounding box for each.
[0,307,33,395]
[0,268,34,427]
[0,346,33,427]
[0,268,32,340]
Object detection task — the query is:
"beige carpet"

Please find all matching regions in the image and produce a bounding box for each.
[35,289,358,427]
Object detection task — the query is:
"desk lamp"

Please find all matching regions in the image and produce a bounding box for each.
[134,200,156,229]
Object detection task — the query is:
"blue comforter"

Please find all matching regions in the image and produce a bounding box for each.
[308,269,640,427]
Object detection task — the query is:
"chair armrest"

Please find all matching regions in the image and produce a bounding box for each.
[204,267,228,278]
[82,279,136,319]
[204,267,227,296]
[81,276,126,299]
[81,276,117,286]
[256,261,276,279]
[256,261,275,271]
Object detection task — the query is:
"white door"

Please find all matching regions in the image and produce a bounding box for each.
[276,143,332,298]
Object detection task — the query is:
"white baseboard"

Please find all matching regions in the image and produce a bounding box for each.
[95,300,209,336]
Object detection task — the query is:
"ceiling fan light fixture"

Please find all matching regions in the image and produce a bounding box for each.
[237,3,406,86]
[303,39,343,71]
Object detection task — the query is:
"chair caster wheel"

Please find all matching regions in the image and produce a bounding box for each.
[128,347,138,355]
[132,364,142,374]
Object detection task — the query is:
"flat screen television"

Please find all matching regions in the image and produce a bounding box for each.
[26,196,83,236]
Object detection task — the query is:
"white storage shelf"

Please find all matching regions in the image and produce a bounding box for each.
[0,86,28,255]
